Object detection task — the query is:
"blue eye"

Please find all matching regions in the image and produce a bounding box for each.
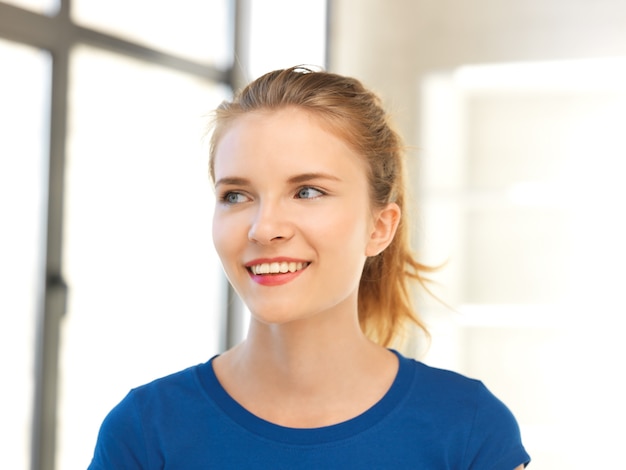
[222,192,248,204]
[296,187,324,199]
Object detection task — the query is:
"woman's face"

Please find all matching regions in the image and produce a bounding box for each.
[212,107,383,326]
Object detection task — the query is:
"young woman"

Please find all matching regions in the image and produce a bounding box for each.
[89,67,530,469]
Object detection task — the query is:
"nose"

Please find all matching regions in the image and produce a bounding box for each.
[247,201,294,244]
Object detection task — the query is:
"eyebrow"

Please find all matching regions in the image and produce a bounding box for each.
[214,176,250,187]
[287,172,342,184]
[215,172,341,187]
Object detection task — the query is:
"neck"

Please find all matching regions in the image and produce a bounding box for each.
[212,301,399,427]
[239,303,373,387]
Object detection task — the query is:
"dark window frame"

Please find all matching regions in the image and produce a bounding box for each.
[0,2,243,468]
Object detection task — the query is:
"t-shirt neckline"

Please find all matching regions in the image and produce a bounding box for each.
[198,349,415,445]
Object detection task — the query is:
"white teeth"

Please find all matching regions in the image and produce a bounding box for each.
[250,261,308,275]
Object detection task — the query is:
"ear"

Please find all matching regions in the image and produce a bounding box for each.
[365,203,401,257]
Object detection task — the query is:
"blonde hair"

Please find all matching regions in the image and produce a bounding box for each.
[209,66,433,347]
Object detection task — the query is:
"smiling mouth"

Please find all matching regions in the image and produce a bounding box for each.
[248,261,310,275]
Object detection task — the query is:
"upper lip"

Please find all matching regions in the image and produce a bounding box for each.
[245,257,310,267]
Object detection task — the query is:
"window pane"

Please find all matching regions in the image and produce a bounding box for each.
[0,38,50,470]
[1,0,58,15]
[72,0,231,66]
[248,0,327,78]
[58,45,230,469]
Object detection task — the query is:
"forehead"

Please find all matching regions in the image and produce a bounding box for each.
[213,107,367,178]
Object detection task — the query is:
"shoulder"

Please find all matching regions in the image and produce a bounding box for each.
[128,361,211,402]
[97,360,212,433]
[396,354,531,468]
[89,360,216,468]
[402,357,518,428]
[402,356,487,406]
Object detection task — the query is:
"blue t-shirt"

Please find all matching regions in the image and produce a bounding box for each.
[89,350,530,469]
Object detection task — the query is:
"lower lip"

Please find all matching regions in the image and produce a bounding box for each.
[248,267,307,286]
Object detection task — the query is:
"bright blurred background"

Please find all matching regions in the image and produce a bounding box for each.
[1,1,625,468]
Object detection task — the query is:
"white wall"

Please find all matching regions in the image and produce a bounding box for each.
[329,0,626,149]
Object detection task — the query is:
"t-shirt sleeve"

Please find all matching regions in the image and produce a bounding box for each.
[88,391,149,470]
[464,382,531,469]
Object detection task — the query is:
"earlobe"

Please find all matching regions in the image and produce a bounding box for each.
[365,203,401,257]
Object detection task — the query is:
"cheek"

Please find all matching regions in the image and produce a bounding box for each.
[314,205,372,254]
[211,212,236,263]
[211,223,221,255]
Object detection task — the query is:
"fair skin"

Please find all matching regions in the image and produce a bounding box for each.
[210,106,526,470]
[211,107,400,428]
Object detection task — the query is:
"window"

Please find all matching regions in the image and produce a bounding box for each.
[71,0,230,65]
[58,45,229,468]
[0,2,232,468]
[0,1,327,467]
